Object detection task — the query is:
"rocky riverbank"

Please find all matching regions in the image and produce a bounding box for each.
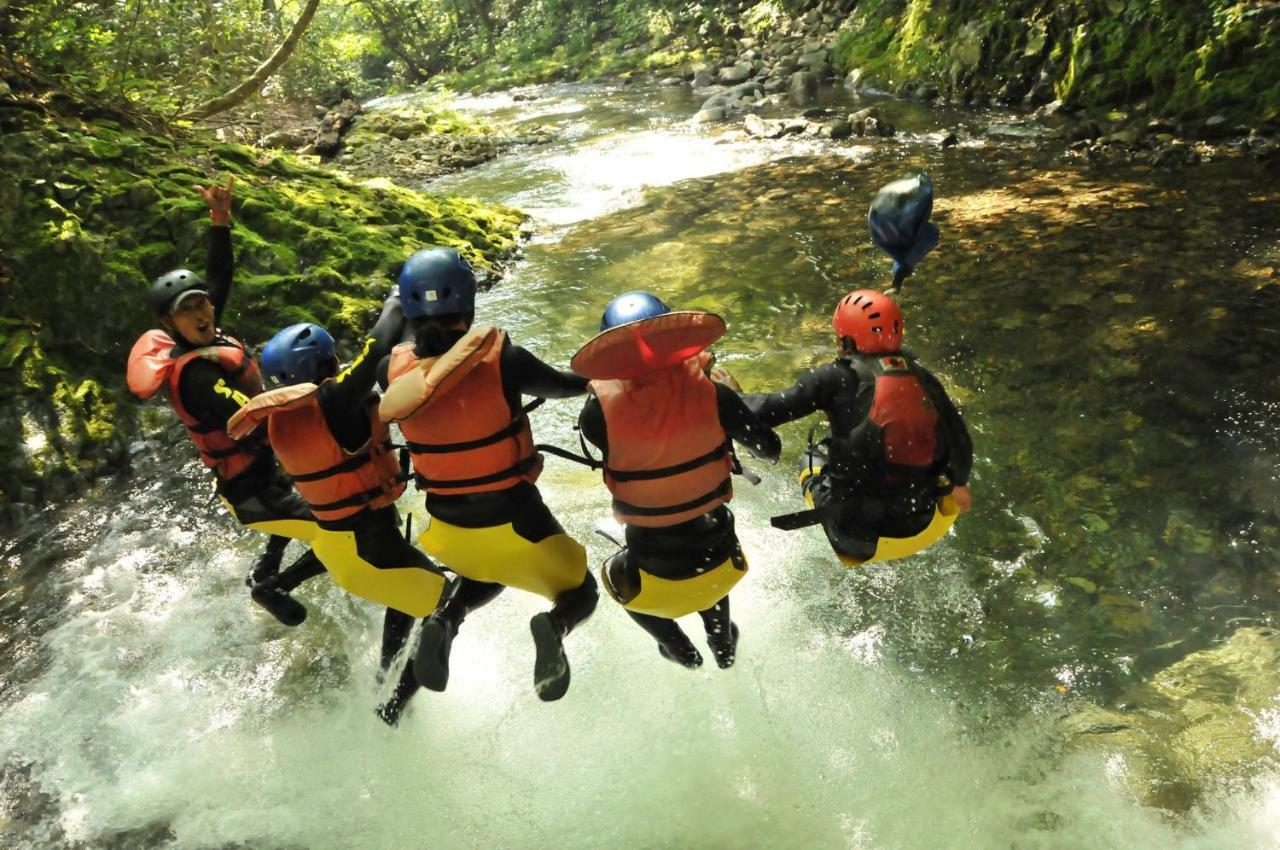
[672,0,1280,168]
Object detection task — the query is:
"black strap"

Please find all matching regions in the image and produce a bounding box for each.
[291,450,374,483]
[415,455,539,491]
[537,443,603,469]
[770,504,835,531]
[605,440,730,483]
[188,421,220,434]
[308,485,387,514]
[612,479,732,519]
[523,397,546,414]
[405,417,525,455]
[202,445,246,460]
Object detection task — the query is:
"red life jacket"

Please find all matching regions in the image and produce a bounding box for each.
[126,329,264,481]
[383,327,541,496]
[227,383,405,523]
[844,353,940,481]
[592,354,732,528]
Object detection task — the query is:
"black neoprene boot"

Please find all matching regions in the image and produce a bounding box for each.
[413,611,458,692]
[530,612,570,702]
[658,637,704,669]
[706,622,740,669]
[250,585,307,627]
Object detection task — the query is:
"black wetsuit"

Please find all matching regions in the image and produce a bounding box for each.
[311,295,446,711]
[171,225,322,594]
[742,353,972,560]
[379,329,598,635]
[579,380,781,664]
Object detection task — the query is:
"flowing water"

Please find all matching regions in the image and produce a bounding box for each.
[2,81,1280,848]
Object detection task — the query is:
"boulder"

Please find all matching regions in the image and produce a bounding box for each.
[260,129,309,150]
[827,119,854,140]
[718,62,756,85]
[691,107,728,124]
[789,71,817,106]
[692,69,715,88]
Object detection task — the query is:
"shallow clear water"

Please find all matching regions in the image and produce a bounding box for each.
[2,81,1279,848]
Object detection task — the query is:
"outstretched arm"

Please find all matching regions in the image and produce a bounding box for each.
[503,344,589,400]
[196,177,234,324]
[739,363,849,428]
[324,291,406,409]
[716,383,781,461]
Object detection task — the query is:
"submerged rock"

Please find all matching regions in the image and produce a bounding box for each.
[1063,627,1280,810]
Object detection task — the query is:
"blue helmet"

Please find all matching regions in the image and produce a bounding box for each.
[260,323,336,386]
[398,247,477,319]
[600,291,670,331]
[868,173,939,280]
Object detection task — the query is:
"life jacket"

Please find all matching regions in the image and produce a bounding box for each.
[592,353,733,528]
[381,326,541,496]
[834,352,943,485]
[226,383,404,523]
[126,329,264,481]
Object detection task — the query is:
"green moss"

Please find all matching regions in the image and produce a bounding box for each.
[831,0,1280,121]
[0,82,525,520]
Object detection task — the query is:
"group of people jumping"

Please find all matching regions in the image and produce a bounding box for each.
[126,174,973,726]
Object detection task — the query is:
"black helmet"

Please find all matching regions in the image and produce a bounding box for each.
[148,269,208,316]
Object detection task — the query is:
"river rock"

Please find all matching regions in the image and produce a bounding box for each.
[691,107,728,124]
[718,62,756,85]
[692,69,715,88]
[1063,627,1280,810]
[762,76,787,94]
[0,80,11,99]
[743,114,786,139]
[789,71,817,105]
[826,119,854,140]
[261,129,309,150]
[940,130,959,148]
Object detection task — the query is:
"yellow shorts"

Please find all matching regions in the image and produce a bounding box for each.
[418,516,588,601]
[311,529,446,617]
[602,551,747,619]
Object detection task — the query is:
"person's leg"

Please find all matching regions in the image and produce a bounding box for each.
[530,571,599,701]
[627,609,703,668]
[247,536,308,627]
[414,577,505,692]
[698,595,739,669]
[380,608,414,673]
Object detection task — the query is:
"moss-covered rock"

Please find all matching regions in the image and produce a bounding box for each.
[336,99,553,184]
[0,74,525,522]
[832,0,1280,124]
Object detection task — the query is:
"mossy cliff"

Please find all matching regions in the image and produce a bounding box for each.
[0,73,524,523]
[831,0,1280,123]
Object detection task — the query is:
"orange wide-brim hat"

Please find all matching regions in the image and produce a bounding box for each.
[571,311,727,380]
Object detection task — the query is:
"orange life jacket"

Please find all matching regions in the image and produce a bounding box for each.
[227,383,405,523]
[383,327,542,496]
[126,329,264,481]
[592,354,733,528]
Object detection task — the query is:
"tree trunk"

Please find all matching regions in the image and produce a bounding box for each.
[178,0,322,120]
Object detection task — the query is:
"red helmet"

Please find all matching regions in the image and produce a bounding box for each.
[832,289,903,354]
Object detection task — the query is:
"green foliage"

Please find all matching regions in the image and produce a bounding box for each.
[830,0,1280,122]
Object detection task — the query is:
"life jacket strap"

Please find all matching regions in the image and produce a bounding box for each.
[405,417,525,455]
[612,479,732,519]
[605,440,730,483]
[307,485,390,514]
[414,454,540,491]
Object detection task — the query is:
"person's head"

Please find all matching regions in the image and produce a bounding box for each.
[599,290,670,331]
[832,289,903,355]
[149,269,215,347]
[260,323,338,386]
[399,247,477,321]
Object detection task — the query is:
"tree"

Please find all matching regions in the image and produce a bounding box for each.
[178,0,322,120]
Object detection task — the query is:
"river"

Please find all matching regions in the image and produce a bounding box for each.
[1,80,1278,848]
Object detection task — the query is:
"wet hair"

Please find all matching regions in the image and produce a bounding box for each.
[412,312,474,357]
